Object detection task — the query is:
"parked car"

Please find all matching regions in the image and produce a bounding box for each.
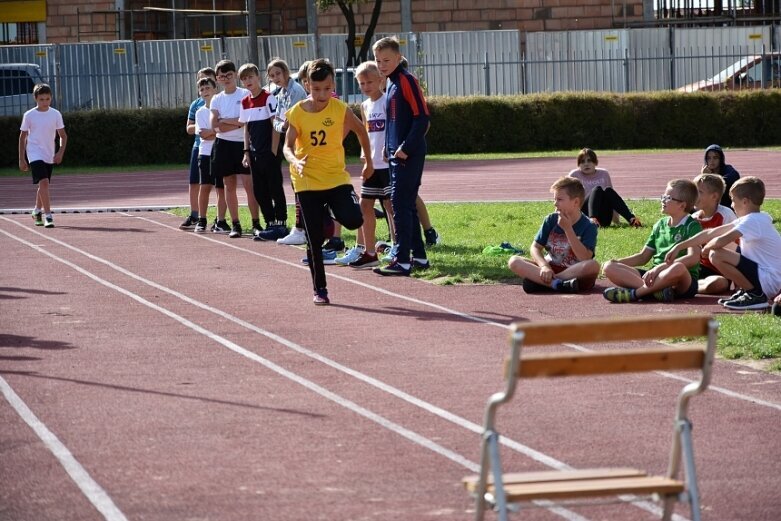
[0,63,46,116]
[678,52,781,92]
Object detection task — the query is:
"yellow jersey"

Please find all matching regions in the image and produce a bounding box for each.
[286,97,351,192]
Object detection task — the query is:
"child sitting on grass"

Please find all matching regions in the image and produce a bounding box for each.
[603,179,702,303]
[508,177,600,293]
[691,173,737,295]
[664,177,781,311]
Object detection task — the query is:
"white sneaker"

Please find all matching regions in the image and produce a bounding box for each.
[335,245,364,266]
[276,227,307,245]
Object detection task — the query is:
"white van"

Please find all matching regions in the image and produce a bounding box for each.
[0,63,46,116]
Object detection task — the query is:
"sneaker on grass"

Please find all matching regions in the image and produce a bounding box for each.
[603,287,636,303]
[349,252,379,269]
[373,261,410,276]
[424,227,440,247]
[277,227,307,245]
[411,258,430,271]
[336,245,364,266]
[381,243,399,262]
[722,291,770,311]
[322,236,345,252]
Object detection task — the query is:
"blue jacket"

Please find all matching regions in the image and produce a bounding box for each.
[704,144,740,207]
[384,65,430,158]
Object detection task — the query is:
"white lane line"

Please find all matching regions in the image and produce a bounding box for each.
[137,213,781,413]
[0,226,590,521]
[0,375,129,521]
[3,218,691,521]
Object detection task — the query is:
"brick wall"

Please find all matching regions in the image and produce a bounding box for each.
[316,0,645,34]
[47,0,117,43]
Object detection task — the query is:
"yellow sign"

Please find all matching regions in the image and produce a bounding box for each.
[399,39,407,45]
[354,36,364,47]
[200,44,213,52]
[292,41,307,48]
[748,34,763,40]
[114,48,127,55]
[35,51,47,57]
[604,35,619,41]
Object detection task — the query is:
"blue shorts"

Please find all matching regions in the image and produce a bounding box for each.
[189,146,200,184]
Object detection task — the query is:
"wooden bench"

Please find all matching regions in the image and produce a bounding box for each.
[463,315,718,521]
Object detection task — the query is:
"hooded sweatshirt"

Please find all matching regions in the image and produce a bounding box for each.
[704,144,740,207]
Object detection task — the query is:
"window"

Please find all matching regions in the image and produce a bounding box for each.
[0,69,34,97]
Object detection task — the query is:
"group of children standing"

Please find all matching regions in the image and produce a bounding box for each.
[510,146,781,314]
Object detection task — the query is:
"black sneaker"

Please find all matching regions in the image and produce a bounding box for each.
[323,237,345,252]
[424,227,440,247]
[411,258,430,271]
[723,291,770,311]
[228,224,242,239]
[522,278,548,294]
[556,278,579,293]
[254,224,289,241]
[179,215,197,229]
[252,224,263,237]
[772,301,781,317]
[194,218,208,233]
[212,220,231,234]
[718,289,745,305]
[373,261,411,276]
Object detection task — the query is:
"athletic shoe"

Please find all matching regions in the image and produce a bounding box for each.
[652,287,675,302]
[772,301,781,317]
[411,258,430,271]
[603,287,636,303]
[228,224,242,239]
[322,236,345,252]
[336,245,364,266]
[301,250,337,266]
[424,227,440,246]
[556,278,579,293]
[212,220,231,234]
[194,218,208,233]
[349,252,380,269]
[254,225,289,241]
[381,243,399,262]
[277,227,307,245]
[313,289,330,306]
[722,291,770,311]
[522,279,547,294]
[44,216,54,228]
[252,224,263,237]
[718,289,746,305]
[32,212,43,226]
[375,241,392,254]
[179,215,197,229]
[373,261,410,276]
[629,216,643,228]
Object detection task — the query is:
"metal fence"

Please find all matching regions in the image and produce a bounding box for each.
[1,26,780,116]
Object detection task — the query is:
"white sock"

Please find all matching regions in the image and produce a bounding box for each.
[33,208,41,215]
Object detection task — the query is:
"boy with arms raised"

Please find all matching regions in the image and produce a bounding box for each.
[508,177,599,293]
[19,83,67,228]
[237,63,287,240]
[690,173,737,294]
[603,179,702,303]
[210,59,259,238]
[283,59,373,305]
[665,177,781,311]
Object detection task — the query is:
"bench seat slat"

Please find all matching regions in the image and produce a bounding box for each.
[463,467,647,493]
[486,475,685,501]
[515,347,705,378]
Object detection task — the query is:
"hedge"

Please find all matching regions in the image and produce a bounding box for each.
[2,90,780,168]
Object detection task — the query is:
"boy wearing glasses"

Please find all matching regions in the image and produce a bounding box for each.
[210,59,259,238]
[603,179,702,303]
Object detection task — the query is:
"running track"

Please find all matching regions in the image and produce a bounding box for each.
[1,151,781,521]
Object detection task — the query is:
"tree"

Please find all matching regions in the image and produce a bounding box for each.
[315,0,384,67]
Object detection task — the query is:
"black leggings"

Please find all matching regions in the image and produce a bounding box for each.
[250,150,287,225]
[582,186,634,227]
[298,185,363,292]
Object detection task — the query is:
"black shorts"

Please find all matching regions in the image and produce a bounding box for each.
[198,155,223,189]
[736,254,763,293]
[211,138,249,178]
[698,265,722,279]
[361,168,391,200]
[30,160,53,184]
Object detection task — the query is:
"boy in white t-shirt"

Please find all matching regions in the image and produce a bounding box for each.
[210,59,258,238]
[665,176,781,311]
[193,77,225,233]
[18,83,67,228]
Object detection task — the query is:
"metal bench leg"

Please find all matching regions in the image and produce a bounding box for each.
[679,420,701,521]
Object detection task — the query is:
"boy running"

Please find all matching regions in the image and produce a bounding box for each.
[283,59,373,305]
[19,83,67,228]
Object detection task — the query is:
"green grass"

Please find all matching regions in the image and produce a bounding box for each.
[0,163,184,177]
[173,198,781,369]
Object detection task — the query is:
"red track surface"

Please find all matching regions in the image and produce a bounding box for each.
[2,152,781,521]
